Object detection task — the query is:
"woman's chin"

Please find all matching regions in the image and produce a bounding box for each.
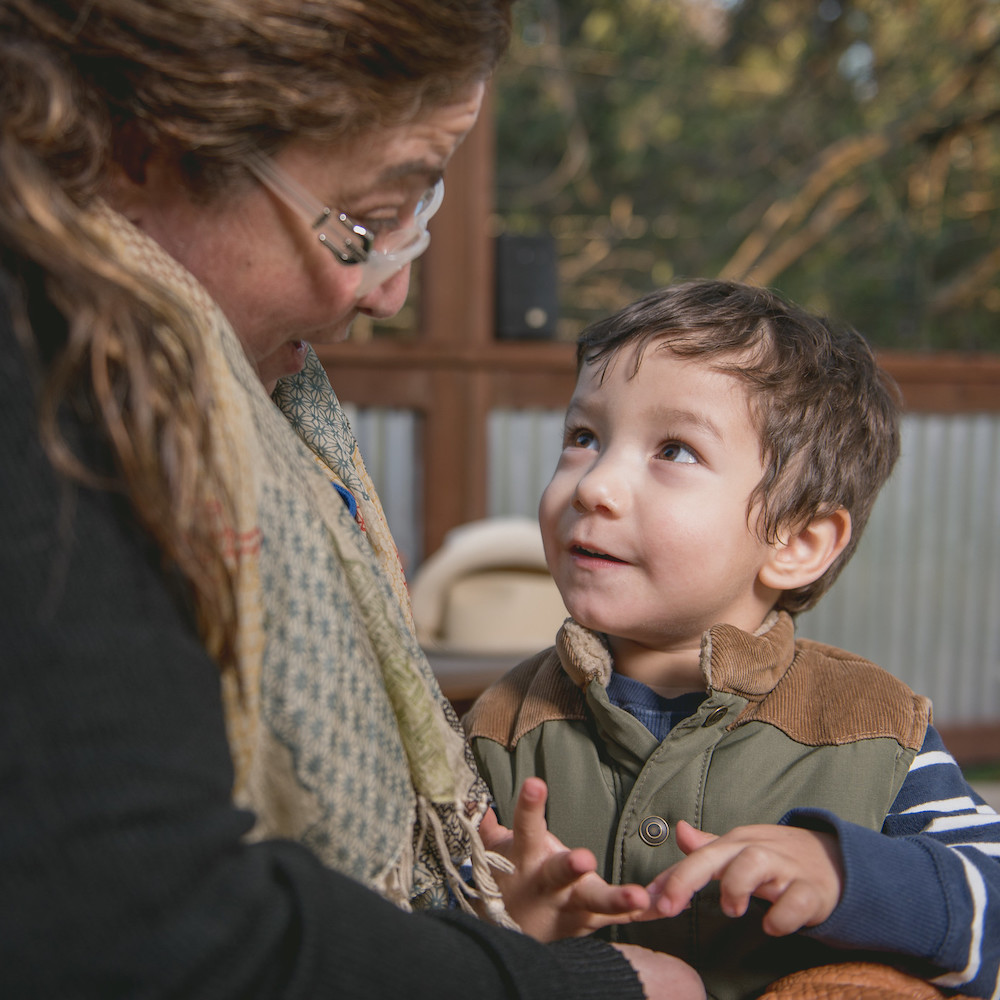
[258,339,310,391]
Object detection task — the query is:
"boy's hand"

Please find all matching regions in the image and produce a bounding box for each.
[647,820,844,936]
[479,777,653,941]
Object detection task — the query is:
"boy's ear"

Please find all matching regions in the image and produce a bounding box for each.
[758,508,852,592]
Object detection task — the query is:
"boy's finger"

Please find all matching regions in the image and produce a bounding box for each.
[674,819,718,855]
[649,841,745,916]
[644,820,717,907]
[648,865,707,917]
[510,776,551,860]
[563,874,651,921]
[713,846,783,916]
[760,879,820,936]
[539,847,598,890]
[477,807,510,851]
[583,881,651,918]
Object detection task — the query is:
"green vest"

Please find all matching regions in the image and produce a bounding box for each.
[466,613,931,1000]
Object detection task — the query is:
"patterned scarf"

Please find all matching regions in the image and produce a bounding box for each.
[88,202,513,923]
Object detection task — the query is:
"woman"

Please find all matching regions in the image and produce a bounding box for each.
[0,0,704,995]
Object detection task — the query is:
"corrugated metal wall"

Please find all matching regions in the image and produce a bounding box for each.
[798,413,1000,725]
[341,405,423,574]
[487,408,566,521]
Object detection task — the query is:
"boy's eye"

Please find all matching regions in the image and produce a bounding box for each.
[565,427,597,449]
[659,441,697,464]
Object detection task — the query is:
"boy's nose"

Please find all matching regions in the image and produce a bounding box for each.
[572,461,625,515]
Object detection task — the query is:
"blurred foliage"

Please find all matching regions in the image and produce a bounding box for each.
[493,0,1000,349]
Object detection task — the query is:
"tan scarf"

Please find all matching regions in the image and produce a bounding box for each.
[87,202,513,924]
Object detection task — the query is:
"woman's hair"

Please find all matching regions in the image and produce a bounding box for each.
[0,0,513,669]
[576,279,902,614]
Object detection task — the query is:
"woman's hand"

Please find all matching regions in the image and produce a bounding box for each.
[613,943,706,1000]
[647,820,844,936]
[479,777,654,941]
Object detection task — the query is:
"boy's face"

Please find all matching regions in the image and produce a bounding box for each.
[539,343,781,656]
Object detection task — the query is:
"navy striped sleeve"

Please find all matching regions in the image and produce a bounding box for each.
[885,727,1000,855]
[783,726,1000,998]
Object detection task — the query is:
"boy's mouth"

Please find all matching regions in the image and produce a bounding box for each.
[572,544,626,563]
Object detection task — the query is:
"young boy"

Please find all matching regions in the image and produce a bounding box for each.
[465,280,1000,1000]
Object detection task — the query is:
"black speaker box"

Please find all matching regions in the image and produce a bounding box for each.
[494,233,559,340]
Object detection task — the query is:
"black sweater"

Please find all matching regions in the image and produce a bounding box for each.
[0,268,642,999]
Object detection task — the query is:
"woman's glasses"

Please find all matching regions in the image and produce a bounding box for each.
[245,153,444,298]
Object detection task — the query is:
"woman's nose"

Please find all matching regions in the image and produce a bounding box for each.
[355,263,412,317]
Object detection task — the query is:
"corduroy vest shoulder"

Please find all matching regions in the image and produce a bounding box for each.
[463,644,586,748]
[466,613,930,752]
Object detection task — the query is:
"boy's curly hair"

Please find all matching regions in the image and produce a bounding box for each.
[576,279,901,614]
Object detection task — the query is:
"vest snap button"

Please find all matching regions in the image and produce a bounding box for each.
[702,706,728,727]
[638,815,669,846]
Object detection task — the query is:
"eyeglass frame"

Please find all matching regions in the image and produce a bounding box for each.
[244,152,445,298]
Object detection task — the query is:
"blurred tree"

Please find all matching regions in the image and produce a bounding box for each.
[494,0,1000,350]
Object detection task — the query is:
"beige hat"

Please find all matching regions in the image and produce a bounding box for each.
[410,517,568,655]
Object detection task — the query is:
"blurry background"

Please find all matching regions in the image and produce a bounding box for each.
[493,0,1000,349]
[319,0,1000,768]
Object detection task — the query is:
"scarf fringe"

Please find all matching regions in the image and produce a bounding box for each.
[378,833,416,913]
[418,797,520,931]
